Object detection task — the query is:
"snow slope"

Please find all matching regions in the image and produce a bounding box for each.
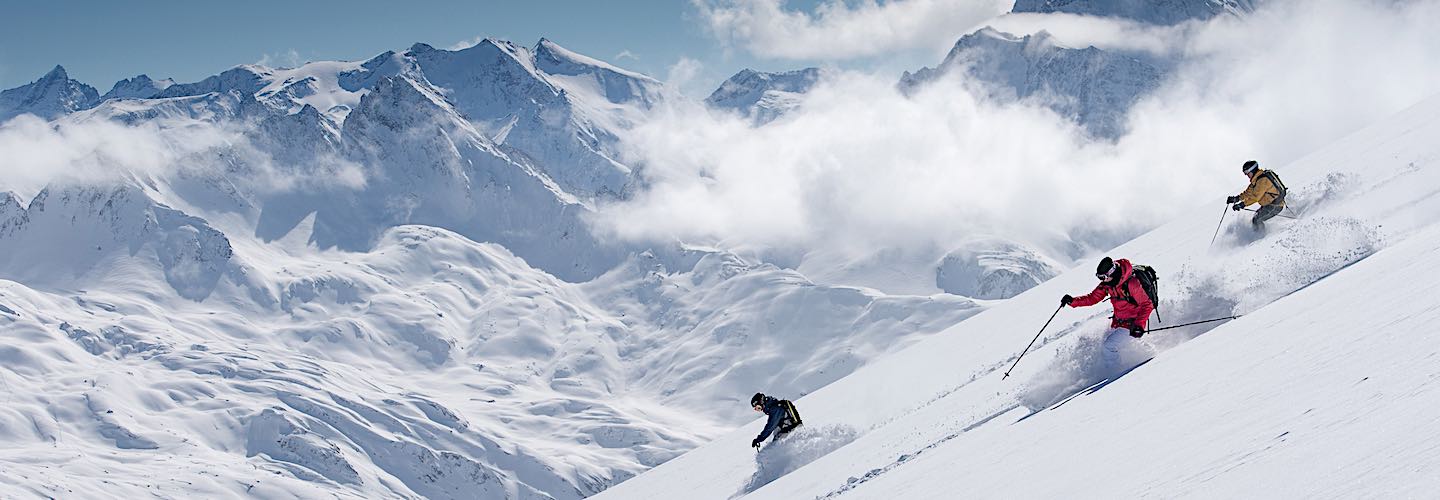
[599,92,1440,498]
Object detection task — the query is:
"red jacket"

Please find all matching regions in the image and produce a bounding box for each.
[1069,258,1154,330]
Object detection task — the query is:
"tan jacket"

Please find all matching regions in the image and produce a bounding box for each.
[1238,169,1285,207]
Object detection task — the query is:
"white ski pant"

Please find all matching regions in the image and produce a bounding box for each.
[1102,327,1154,371]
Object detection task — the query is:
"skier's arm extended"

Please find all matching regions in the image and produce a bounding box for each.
[754,409,784,444]
[1068,284,1109,308]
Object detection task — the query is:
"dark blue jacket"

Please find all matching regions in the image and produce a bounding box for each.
[754,396,792,443]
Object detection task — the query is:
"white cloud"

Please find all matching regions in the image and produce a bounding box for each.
[0,114,365,202]
[988,12,1193,56]
[0,115,235,200]
[616,50,640,61]
[449,36,486,51]
[664,56,713,99]
[256,49,303,68]
[696,0,1012,60]
[597,0,1440,261]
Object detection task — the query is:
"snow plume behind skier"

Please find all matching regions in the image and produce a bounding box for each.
[740,424,858,494]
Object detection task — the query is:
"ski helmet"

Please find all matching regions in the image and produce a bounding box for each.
[751,393,766,407]
[1242,160,1260,175]
[1096,257,1116,281]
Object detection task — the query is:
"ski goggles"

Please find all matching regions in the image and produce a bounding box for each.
[1097,267,1117,281]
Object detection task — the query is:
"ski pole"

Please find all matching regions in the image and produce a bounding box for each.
[1003,304,1064,380]
[1144,315,1240,333]
[1242,207,1299,220]
[1208,205,1229,247]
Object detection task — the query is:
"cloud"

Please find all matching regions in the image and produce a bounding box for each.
[256,49,303,68]
[987,12,1193,56]
[0,115,236,200]
[664,56,714,99]
[0,113,365,203]
[597,0,1440,264]
[695,0,1012,60]
[449,36,486,51]
[616,50,640,61]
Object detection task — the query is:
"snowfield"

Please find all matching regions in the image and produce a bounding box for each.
[598,93,1440,499]
[0,38,988,498]
[2,1,1437,496]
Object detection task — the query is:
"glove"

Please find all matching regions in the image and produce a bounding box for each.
[1226,195,1240,204]
[1061,294,1074,306]
[751,438,762,449]
[1129,326,1145,338]
[1231,201,1245,211]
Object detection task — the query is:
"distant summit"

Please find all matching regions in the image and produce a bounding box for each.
[706,68,826,124]
[0,65,100,121]
[1011,0,1256,25]
[901,28,1163,138]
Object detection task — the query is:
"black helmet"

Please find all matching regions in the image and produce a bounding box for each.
[1242,160,1259,175]
[751,393,766,407]
[1096,257,1116,281]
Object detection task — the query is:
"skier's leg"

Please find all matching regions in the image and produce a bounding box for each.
[1253,202,1282,230]
[1101,328,1127,371]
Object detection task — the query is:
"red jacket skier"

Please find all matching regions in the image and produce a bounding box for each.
[1062,257,1154,337]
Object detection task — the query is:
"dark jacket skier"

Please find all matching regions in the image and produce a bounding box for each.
[1227,160,1287,230]
[750,393,802,448]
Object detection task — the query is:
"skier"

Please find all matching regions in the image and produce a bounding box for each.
[1061,257,1155,370]
[750,392,802,448]
[1227,160,1288,231]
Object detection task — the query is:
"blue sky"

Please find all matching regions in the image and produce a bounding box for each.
[0,0,863,97]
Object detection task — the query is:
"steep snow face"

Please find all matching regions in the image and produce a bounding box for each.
[533,38,664,108]
[100,75,176,101]
[935,238,1063,300]
[0,184,236,301]
[289,74,624,280]
[599,92,1440,499]
[706,68,826,124]
[0,65,100,121]
[901,27,1163,138]
[404,39,653,201]
[1012,0,1255,25]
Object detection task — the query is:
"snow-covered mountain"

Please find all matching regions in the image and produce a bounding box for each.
[901,27,1163,138]
[706,68,826,124]
[598,91,1440,499]
[99,74,175,101]
[0,65,99,121]
[0,39,988,499]
[39,38,668,282]
[1012,0,1255,25]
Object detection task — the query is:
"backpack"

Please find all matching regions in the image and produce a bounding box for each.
[780,400,803,427]
[1125,264,1160,321]
[1260,170,1288,198]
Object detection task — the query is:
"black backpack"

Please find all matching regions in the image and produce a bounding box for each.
[780,400,802,427]
[1125,265,1160,321]
[1260,170,1288,198]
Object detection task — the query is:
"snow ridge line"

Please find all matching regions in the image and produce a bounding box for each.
[815,402,1023,499]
